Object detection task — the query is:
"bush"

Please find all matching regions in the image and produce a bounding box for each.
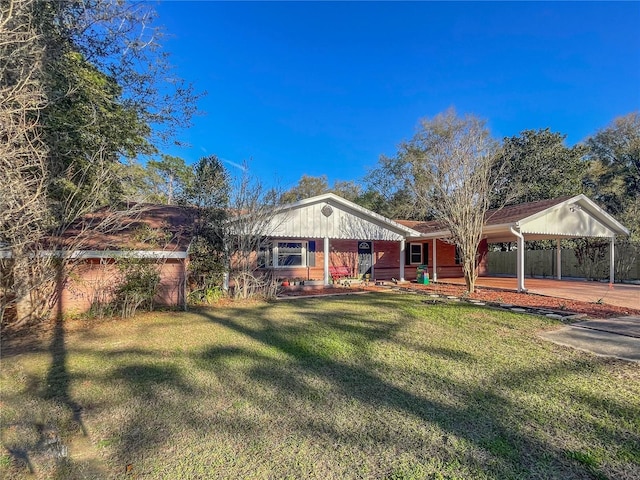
[114,260,161,318]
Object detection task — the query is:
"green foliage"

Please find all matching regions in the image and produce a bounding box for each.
[182,155,230,210]
[1,0,199,329]
[584,112,640,236]
[187,236,226,289]
[566,450,607,479]
[3,295,638,478]
[331,180,363,202]
[30,0,198,216]
[364,152,430,220]
[145,155,194,204]
[280,174,330,203]
[113,259,161,318]
[281,175,371,210]
[572,238,610,281]
[181,155,230,293]
[83,257,162,320]
[187,285,225,305]
[493,128,587,208]
[43,48,152,214]
[580,113,640,280]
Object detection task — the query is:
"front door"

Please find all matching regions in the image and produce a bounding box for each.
[357,241,373,278]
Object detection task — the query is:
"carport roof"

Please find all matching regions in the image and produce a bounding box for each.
[397,195,629,241]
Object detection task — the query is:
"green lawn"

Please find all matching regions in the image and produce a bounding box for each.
[1,292,639,479]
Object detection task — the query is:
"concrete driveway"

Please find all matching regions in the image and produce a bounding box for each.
[539,316,640,362]
[443,276,640,310]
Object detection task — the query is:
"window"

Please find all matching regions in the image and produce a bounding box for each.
[274,241,307,268]
[405,242,428,265]
[455,246,462,265]
[410,243,422,264]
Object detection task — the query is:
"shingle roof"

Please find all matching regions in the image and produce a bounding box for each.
[484,196,573,226]
[46,203,197,252]
[395,196,573,235]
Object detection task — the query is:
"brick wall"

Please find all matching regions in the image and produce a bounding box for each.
[57,258,185,316]
[403,239,489,280]
[255,237,489,282]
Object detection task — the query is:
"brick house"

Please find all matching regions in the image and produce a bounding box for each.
[48,204,194,316]
[27,192,627,316]
[249,193,484,284]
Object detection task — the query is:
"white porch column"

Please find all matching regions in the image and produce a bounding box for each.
[556,239,562,280]
[323,236,330,286]
[610,236,615,285]
[399,239,405,281]
[432,238,438,283]
[517,234,525,292]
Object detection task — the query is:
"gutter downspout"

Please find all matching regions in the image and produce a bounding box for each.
[510,225,526,292]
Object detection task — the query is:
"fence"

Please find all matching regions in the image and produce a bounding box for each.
[487,244,640,282]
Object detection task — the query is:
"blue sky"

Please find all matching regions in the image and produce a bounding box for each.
[155,1,640,190]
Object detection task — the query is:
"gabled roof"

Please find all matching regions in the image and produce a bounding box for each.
[260,193,422,240]
[283,193,421,236]
[397,195,628,241]
[485,196,574,226]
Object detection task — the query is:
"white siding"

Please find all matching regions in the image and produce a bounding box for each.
[266,201,405,240]
[520,204,615,238]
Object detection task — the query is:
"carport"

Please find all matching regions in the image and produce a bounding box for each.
[411,195,629,292]
[483,195,629,291]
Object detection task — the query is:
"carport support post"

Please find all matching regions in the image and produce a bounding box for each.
[323,236,330,286]
[556,239,562,280]
[399,239,405,281]
[516,233,525,292]
[432,238,438,282]
[610,236,615,285]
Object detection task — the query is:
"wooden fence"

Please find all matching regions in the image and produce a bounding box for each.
[487,244,640,281]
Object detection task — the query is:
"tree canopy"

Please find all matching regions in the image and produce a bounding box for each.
[584,112,640,238]
[493,128,587,208]
[1,0,200,327]
[280,174,365,204]
[373,108,501,292]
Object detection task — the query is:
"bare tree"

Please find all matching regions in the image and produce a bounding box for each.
[225,168,284,300]
[0,0,49,325]
[396,108,502,293]
[1,0,198,329]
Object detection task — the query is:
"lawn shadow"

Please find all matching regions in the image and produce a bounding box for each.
[108,361,200,469]
[194,295,621,478]
[5,265,91,477]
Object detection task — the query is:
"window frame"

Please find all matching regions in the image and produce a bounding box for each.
[273,240,308,268]
[409,243,423,265]
[257,240,272,268]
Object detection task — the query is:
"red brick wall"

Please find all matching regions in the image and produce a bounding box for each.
[402,239,489,279]
[255,237,489,282]
[57,258,185,316]
[371,241,400,279]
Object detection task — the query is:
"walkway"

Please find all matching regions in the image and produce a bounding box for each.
[440,276,640,311]
[539,316,640,362]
